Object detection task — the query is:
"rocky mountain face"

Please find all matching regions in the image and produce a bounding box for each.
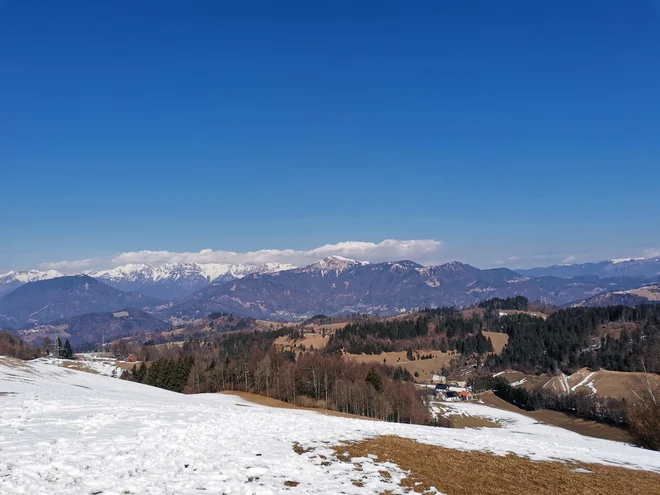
[518,257,660,279]
[17,308,171,349]
[0,275,160,329]
[161,256,648,321]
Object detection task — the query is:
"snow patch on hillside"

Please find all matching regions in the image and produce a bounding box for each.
[1,357,660,495]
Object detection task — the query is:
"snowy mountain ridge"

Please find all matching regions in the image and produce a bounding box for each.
[0,269,64,284]
[88,261,295,284]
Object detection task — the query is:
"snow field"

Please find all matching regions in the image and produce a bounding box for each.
[2,357,660,494]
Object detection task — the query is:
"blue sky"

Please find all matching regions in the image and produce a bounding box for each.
[1,1,659,272]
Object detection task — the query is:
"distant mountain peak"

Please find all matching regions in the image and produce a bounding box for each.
[302,256,367,274]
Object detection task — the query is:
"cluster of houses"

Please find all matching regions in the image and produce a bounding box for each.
[430,374,473,401]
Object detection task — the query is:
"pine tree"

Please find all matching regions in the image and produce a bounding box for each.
[365,368,383,392]
[55,337,63,358]
[63,339,73,359]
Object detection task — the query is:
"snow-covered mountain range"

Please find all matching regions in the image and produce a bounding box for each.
[86,262,296,299]
[2,255,660,322]
[0,262,295,300]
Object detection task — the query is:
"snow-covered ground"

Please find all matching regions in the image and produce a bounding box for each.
[2,357,660,494]
[46,353,123,377]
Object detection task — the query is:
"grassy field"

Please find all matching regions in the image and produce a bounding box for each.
[333,435,660,495]
[498,367,660,401]
[344,350,457,382]
[273,333,330,351]
[482,331,508,353]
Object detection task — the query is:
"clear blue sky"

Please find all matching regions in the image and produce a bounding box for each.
[1,1,659,272]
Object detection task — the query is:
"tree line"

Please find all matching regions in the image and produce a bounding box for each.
[121,328,430,424]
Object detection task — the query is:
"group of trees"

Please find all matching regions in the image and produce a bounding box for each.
[121,328,430,424]
[0,331,40,360]
[325,313,493,357]
[485,305,660,374]
[478,296,529,311]
[0,332,76,360]
[54,337,74,359]
[129,356,194,393]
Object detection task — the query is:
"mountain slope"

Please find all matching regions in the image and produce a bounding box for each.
[163,257,643,320]
[89,262,295,299]
[0,275,160,328]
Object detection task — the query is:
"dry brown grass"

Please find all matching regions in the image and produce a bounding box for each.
[587,369,660,400]
[221,391,377,421]
[0,356,30,368]
[510,367,660,401]
[431,402,501,429]
[448,414,500,429]
[335,435,660,495]
[482,331,508,354]
[344,350,456,382]
[59,360,101,374]
[273,333,329,351]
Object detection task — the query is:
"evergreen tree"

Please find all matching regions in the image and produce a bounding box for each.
[63,339,74,359]
[365,368,383,392]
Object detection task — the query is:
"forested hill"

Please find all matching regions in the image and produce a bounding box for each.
[485,305,660,374]
[323,296,659,376]
[324,296,533,357]
[325,312,493,356]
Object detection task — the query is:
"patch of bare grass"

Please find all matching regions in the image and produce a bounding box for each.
[334,436,660,495]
